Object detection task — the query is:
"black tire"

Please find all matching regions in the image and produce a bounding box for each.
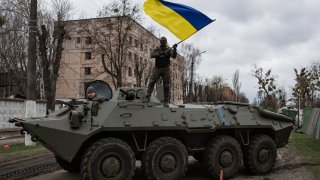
[203,136,242,179]
[243,134,276,174]
[142,137,188,180]
[55,156,80,173]
[192,152,203,162]
[81,138,135,180]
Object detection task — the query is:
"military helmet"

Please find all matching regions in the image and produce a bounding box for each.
[87,86,96,94]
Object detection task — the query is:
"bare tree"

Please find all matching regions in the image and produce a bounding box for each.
[179,43,203,103]
[0,0,30,97]
[0,0,72,105]
[80,0,142,89]
[251,65,278,110]
[38,0,72,111]
[132,29,154,87]
[212,75,228,102]
[292,62,320,108]
[232,69,241,101]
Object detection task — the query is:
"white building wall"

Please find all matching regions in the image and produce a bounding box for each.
[0,99,47,130]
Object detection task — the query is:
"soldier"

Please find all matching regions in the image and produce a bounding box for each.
[87,86,105,102]
[145,36,177,107]
[87,86,105,116]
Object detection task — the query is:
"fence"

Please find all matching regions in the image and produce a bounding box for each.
[302,108,320,139]
[0,98,47,130]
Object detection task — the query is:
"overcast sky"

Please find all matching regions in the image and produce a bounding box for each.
[58,0,320,102]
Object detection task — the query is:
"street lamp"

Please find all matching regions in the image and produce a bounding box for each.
[189,51,206,103]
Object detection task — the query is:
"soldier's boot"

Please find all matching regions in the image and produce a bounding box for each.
[143,95,150,103]
[163,101,169,107]
[163,97,169,107]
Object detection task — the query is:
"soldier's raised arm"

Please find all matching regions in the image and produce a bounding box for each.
[170,44,177,58]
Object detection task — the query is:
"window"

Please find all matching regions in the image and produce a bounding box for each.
[140,43,143,51]
[85,52,91,60]
[84,67,91,75]
[134,54,138,61]
[128,52,132,60]
[129,36,132,45]
[85,37,92,44]
[76,37,81,44]
[128,67,132,76]
[135,39,138,47]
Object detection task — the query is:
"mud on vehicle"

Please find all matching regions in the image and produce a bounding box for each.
[10,80,293,180]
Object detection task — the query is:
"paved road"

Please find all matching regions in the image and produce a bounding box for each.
[30,157,215,180]
[29,150,316,180]
[29,157,292,180]
[0,146,314,180]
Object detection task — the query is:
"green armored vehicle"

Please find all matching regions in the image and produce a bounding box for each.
[10,81,293,179]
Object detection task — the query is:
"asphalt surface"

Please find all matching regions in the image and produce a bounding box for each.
[0,143,315,180]
[29,153,316,180]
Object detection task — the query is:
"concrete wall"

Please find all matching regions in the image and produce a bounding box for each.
[0,98,47,130]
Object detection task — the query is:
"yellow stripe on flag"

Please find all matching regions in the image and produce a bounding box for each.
[144,0,197,40]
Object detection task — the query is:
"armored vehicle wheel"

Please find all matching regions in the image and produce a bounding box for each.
[81,138,135,180]
[142,137,188,180]
[192,152,203,162]
[55,156,80,173]
[204,136,242,179]
[244,134,276,174]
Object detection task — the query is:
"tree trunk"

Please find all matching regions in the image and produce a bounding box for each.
[116,70,122,88]
[38,21,65,112]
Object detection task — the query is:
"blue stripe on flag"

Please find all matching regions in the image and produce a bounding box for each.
[160,0,214,30]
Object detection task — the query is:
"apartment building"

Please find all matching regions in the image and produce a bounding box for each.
[55,17,184,104]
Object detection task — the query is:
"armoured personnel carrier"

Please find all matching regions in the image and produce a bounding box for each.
[10,81,293,179]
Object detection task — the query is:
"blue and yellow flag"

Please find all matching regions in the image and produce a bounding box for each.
[144,0,215,41]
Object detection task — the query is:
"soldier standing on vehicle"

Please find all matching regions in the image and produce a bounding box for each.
[145,36,177,107]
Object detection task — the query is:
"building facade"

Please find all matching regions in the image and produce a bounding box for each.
[56,17,184,104]
[221,87,236,101]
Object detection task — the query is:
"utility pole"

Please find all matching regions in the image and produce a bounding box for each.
[25,0,37,146]
[27,0,37,100]
[189,56,195,103]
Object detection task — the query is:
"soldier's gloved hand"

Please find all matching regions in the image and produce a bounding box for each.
[173,44,178,50]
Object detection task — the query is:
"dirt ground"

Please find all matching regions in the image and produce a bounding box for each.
[0,146,316,180]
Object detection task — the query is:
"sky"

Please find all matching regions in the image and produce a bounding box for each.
[57,0,320,102]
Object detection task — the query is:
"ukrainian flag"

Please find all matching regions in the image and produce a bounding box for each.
[144,0,214,41]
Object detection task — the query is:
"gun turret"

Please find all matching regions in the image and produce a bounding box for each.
[120,89,135,101]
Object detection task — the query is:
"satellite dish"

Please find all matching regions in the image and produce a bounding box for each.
[85,80,113,100]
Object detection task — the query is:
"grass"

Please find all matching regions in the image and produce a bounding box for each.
[288,132,320,178]
[0,143,45,159]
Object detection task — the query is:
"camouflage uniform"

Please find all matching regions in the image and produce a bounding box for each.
[87,85,105,117]
[146,37,177,104]
[89,95,105,116]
